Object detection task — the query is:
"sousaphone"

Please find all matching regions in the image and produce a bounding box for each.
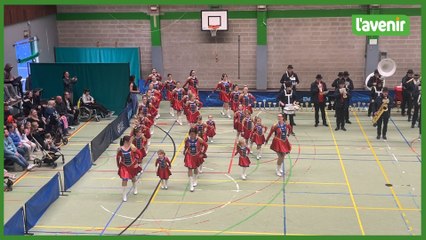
[365,58,396,90]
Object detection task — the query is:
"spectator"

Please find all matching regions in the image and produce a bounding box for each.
[64,91,79,125]
[55,96,75,129]
[81,89,113,118]
[6,124,31,160]
[4,128,35,171]
[44,100,69,136]
[4,63,22,100]
[22,91,36,116]
[62,71,78,104]
[26,108,46,129]
[17,121,37,154]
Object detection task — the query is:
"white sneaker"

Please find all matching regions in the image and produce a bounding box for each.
[256,155,260,160]
[193,181,198,187]
[123,195,127,202]
[150,130,154,135]
[276,170,282,177]
[27,164,36,171]
[133,188,138,195]
[164,185,168,190]
[220,111,225,116]
[227,115,231,118]
[210,139,214,143]
[241,174,246,180]
[190,185,194,192]
[161,185,165,189]
[156,114,160,119]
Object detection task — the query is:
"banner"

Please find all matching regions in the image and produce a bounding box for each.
[91,126,113,162]
[4,207,25,235]
[63,144,92,191]
[25,173,60,230]
[110,107,130,141]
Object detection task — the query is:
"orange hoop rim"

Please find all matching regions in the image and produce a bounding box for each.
[208,25,220,30]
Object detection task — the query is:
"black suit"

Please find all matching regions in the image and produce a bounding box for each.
[401,75,415,118]
[277,90,298,126]
[374,95,394,138]
[311,80,328,125]
[334,88,350,129]
[280,71,300,92]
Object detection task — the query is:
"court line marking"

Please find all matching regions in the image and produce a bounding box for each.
[354,112,415,234]
[325,112,365,235]
[149,200,421,212]
[33,225,314,235]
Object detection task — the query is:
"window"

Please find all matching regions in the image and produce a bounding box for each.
[14,37,39,91]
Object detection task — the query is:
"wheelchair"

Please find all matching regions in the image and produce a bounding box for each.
[77,97,100,122]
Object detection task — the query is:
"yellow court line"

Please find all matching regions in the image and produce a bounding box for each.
[94,177,346,185]
[150,133,188,202]
[325,112,365,235]
[148,200,420,212]
[33,225,313,235]
[353,112,415,233]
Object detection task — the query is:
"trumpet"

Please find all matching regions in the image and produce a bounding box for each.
[372,98,389,125]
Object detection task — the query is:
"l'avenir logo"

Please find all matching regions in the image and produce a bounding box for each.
[352,15,410,36]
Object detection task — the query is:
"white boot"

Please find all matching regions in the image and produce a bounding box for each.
[189,177,195,192]
[170,107,175,116]
[193,174,198,187]
[227,109,231,118]
[220,108,225,115]
[198,164,203,173]
[241,167,247,180]
[280,163,284,173]
[122,186,128,202]
[276,166,282,177]
[160,180,165,189]
[132,181,138,195]
[164,180,168,190]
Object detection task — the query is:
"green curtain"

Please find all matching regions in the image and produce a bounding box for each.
[30,63,130,113]
[55,47,141,82]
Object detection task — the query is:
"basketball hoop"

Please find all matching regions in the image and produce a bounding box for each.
[208,25,219,37]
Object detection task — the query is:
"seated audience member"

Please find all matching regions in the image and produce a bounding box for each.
[6,124,31,160]
[55,96,76,128]
[4,128,35,171]
[81,89,114,118]
[64,91,79,125]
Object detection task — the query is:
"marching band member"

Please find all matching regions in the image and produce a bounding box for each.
[155,149,172,190]
[185,93,203,124]
[411,74,421,129]
[132,126,147,167]
[278,85,298,133]
[233,104,245,137]
[234,138,251,180]
[116,136,142,202]
[183,70,199,98]
[330,72,344,110]
[333,80,350,131]
[241,110,254,145]
[165,74,177,116]
[230,85,240,112]
[367,69,383,117]
[145,68,162,87]
[310,74,329,127]
[250,117,267,160]
[206,115,216,143]
[280,65,300,93]
[194,115,208,142]
[214,73,233,118]
[266,113,292,177]
[370,78,384,119]
[239,86,256,114]
[402,69,416,121]
[172,81,187,125]
[183,128,208,192]
[342,71,354,124]
[374,87,394,140]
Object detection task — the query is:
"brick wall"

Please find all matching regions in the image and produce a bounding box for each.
[379,16,421,87]
[268,17,366,89]
[57,20,152,78]
[56,5,421,90]
[161,19,257,89]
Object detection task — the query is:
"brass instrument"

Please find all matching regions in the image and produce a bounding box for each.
[372,98,389,125]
